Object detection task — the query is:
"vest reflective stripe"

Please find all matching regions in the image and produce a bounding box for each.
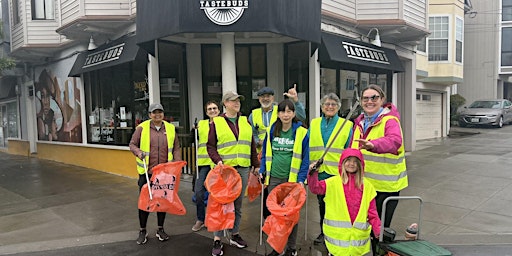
[323,176,376,256]
[264,126,308,185]
[213,116,252,167]
[197,120,214,167]
[351,115,408,192]
[252,106,278,141]
[135,120,175,174]
[309,117,353,176]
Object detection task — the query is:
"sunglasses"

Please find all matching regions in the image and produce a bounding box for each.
[362,94,381,102]
[322,102,338,107]
[207,107,218,111]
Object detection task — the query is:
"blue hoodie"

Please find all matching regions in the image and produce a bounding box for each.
[259,121,310,183]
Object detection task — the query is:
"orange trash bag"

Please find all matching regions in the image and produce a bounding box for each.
[262,182,306,253]
[204,165,242,232]
[138,161,187,215]
[247,172,262,202]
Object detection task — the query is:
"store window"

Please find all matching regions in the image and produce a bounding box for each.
[84,54,148,146]
[201,44,267,116]
[285,42,309,117]
[0,101,18,147]
[32,0,54,20]
[158,41,189,134]
[503,0,512,21]
[428,16,449,61]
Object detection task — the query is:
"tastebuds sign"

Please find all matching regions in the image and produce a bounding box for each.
[199,0,249,25]
[342,42,390,64]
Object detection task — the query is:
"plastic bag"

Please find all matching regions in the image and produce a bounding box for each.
[138,161,187,215]
[247,172,262,202]
[262,182,306,253]
[204,165,242,232]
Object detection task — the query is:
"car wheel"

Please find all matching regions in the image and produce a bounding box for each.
[496,116,503,128]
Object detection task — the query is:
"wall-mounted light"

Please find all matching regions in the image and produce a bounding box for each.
[88,36,97,51]
[367,28,381,47]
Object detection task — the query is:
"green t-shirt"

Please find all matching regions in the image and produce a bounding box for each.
[270,128,295,179]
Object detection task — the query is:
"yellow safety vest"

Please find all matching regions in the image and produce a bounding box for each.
[351,115,408,192]
[197,119,214,167]
[213,116,252,167]
[323,176,376,256]
[309,117,353,176]
[136,120,175,174]
[252,106,278,143]
[264,126,308,185]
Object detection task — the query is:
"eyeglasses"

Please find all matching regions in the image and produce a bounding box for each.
[207,107,218,111]
[362,94,381,102]
[323,102,338,107]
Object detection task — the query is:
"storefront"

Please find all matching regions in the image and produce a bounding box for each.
[0,79,20,148]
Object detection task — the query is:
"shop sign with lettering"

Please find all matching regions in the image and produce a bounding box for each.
[199,0,249,25]
[83,43,125,68]
[342,42,390,64]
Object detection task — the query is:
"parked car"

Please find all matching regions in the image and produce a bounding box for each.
[458,99,512,128]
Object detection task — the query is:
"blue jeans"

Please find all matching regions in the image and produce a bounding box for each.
[194,165,211,222]
[214,166,249,237]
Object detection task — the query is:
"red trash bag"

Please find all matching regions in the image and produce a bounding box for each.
[247,172,262,202]
[138,161,187,215]
[204,165,242,232]
[262,182,306,253]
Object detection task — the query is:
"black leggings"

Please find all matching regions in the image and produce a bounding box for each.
[138,174,166,229]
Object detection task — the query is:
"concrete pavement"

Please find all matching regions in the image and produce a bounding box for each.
[1,125,512,255]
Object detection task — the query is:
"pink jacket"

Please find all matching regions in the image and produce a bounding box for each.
[351,102,403,155]
[307,148,381,236]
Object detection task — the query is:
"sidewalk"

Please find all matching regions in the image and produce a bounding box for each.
[1,125,512,255]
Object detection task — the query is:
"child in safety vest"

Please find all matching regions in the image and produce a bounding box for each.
[308,148,381,256]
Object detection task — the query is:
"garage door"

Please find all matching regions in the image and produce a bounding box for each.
[416,91,442,140]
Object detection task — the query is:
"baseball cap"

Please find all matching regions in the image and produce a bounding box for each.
[148,103,164,112]
[257,87,274,96]
[222,91,245,102]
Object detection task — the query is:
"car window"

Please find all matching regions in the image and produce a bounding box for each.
[505,101,512,107]
[491,101,502,109]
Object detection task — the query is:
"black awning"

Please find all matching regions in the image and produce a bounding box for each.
[319,32,404,73]
[69,35,140,77]
[136,0,321,55]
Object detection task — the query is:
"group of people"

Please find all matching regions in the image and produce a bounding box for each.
[129,84,408,256]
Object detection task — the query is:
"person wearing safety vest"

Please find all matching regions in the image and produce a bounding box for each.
[309,93,353,245]
[259,99,309,256]
[207,91,260,256]
[308,148,381,256]
[350,84,408,255]
[129,103,182,245]
[248,85,307,220]
[191,100,220,232]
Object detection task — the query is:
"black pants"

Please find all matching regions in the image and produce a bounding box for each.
[371,191,400,256]
[138,174,166,229]
[317,194,325,233]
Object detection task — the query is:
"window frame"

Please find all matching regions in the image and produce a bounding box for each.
[501,27,512,67]
[428,15,450,62]
[455,16,464,64]
[503,0,512,21]
[31,0,55,20]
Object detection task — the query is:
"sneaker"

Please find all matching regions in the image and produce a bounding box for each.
[212,240,223,256]
[266,250,282,256]
[156,228,170,241]
[229,234,248,248]
[192,220,205,232]
[136,230,147,245]
[284,248,298,256]
[313,233,324,245]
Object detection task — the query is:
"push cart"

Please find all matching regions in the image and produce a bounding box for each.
[376,196,452,256]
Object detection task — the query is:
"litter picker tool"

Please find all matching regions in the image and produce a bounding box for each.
[194,118,199,179]
[309,87,360,175]
[143,158,152,200]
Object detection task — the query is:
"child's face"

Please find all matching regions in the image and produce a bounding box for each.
[344,156,359,173]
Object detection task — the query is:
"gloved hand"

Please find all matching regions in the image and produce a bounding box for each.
[138,152,146,160]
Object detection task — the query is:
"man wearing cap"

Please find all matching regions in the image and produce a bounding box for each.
[207,91,260,256]
[129,103,182,245]
[249,85,306,152]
